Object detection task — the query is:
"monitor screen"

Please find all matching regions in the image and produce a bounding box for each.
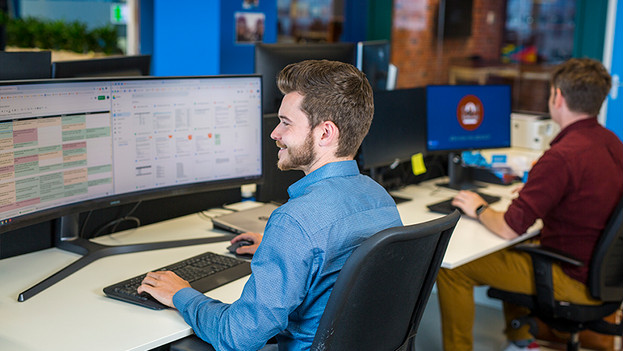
[0,75,262,234]
[426,85,511,152]
[254,43,356,114]
[52,55,151,78]
[359,88,426,170]
[356,40,390,91]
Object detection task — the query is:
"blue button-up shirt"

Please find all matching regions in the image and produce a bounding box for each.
[173,160,403,350]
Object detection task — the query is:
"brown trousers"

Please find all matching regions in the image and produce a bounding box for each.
[436,244,601,351]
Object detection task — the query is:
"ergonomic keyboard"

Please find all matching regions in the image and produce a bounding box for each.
[103,251,252,310]
[426,192,501,215]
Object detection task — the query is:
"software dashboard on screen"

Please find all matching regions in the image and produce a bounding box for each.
[0,76,263,230]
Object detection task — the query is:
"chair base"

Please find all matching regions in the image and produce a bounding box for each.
[488,288,623,351]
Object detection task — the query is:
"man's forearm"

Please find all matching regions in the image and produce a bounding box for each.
[478,208,520,240]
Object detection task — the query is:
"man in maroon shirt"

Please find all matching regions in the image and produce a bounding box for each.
[437,58,622,351]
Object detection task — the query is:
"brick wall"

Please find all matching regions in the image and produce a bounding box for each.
[391,0,506,88]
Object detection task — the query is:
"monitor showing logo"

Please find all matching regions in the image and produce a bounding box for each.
[457,95,484,131]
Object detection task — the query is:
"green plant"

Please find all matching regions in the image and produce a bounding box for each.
[0,13,122,54]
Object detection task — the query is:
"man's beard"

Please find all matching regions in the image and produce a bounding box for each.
[276,131,316,171]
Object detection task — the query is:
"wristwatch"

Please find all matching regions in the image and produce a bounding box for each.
[475,204,488,218]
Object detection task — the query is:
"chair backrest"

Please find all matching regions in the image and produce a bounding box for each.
[587,200,623,302]
[311,211,460,351]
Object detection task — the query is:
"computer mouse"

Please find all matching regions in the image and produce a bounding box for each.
[227,240,254,254]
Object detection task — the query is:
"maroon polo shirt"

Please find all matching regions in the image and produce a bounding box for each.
[504,118,623,283]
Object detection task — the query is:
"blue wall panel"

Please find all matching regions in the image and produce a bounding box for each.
[605,0,622,140]
[341,0,367,43]
[152,0,220,76]
[146,1,363,76]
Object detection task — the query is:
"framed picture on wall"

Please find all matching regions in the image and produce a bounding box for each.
[235,12,265,44]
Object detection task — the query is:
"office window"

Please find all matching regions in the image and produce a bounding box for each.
[16,0,127,54]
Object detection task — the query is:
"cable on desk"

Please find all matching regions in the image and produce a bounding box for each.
[91,201,143,238]
[80,209,93,239]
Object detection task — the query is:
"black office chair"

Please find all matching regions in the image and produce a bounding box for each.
[487,201,623,351]
[311,211,460,351]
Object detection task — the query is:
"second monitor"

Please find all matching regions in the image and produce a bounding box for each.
[426,84,512,189]
[254,43,356,114]
[356,40,391,91]
[358,87,427,187]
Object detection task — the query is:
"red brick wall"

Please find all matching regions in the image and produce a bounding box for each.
[391,0,506,88]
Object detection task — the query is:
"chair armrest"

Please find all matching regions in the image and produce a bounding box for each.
[514,243,584,267]
[513,243,584,316]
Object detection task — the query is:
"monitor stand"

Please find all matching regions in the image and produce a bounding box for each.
[17,213,232,302]
[436,152,484,191]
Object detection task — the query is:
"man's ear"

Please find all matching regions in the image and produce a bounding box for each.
[554,87,565,108]
[316,120,340,147]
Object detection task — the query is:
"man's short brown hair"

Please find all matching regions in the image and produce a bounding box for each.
[277,59,374,158]
[550,58,612,116]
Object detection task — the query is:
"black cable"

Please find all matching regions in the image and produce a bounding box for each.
[79,210,93,239]
[110,201,142,233]
[91,201,142,238]
[92,216,141,238]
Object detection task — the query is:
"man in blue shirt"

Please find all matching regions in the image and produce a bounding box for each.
[138,60,403,350]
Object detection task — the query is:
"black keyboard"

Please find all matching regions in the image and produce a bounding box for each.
[103,251,252,310]
[427,192,501,215]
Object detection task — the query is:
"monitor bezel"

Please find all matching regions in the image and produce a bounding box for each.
[0,74,264,235]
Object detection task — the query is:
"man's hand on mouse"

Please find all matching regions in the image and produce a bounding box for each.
[231,232,263,255]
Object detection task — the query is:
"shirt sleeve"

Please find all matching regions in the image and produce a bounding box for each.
[504,149,571,234]
[173,211,318,351]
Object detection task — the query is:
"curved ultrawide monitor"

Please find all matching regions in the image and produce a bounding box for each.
[0,75,263,234]
[254,43,356,114]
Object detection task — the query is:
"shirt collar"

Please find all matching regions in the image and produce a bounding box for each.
[287,160,360,199]
[550,117,599,146]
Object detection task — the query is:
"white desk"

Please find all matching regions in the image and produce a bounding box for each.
[0,180,540,351]
[0,213,248,351]
[392,178,541,269]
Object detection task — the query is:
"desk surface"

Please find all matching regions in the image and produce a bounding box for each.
[391,178,540,269]
[0,214,246,351]
[0,179,540,351]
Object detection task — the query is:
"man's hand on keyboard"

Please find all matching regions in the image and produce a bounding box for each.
[231,232,263,256]
[137,271,192,308]
[451,190,488,219]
